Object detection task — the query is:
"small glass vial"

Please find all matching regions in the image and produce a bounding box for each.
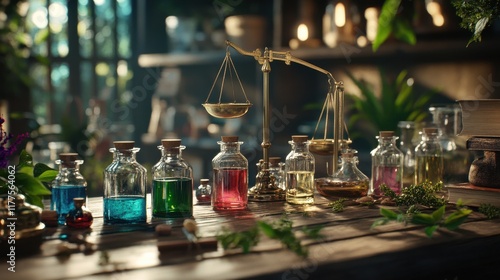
[370,131,404,197]
[66,197,93,229]
[285,135,315,205]
[316,149,369,198]
[398,121,416,188]
[51,153,87,225]
[415,127,444,185]
[104,141,147,224]
[196,179,212,204]
[152,139,193,218]
[212,136,248,210]
[269,157,285,191]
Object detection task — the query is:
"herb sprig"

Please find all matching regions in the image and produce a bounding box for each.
[478,204,500,219]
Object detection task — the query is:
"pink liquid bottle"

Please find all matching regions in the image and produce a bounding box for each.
[370,131,404,197]
[212,136,248,210]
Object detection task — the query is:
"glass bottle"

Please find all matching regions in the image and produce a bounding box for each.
[398,121,416,188]
[51,153,87,225]
[152,139,193,218]
[370,131,404,197]
[285,135,315,205]
[269,157,285,191]
[196,179,212,204]
[212,136,248,210]
[415,127,444,185]
[104,141,147,224]
[317,149,369,198]
[66,197,93,228]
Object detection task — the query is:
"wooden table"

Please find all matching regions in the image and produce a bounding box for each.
[2,194,500,280]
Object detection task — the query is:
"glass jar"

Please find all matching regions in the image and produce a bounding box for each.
[370,131,404,197]
[269,157,285,191]
[285,135,315,205]
[152,139,193,218]
[51,153,87,225]
[196,179,212,204]
[212,136,248,210]
[104,141,147,224]
[415,127,444,185]
[66,197,93,229]
[398,121,416,188]
[316,149,369,198]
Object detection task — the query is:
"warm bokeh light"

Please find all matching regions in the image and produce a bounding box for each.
[365,7,378,42]
[334,3,346,27]
[357,35,368,47]
[165,16,179,29]
[297,23,309,41]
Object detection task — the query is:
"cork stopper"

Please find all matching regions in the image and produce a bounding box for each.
[423,127,438,135]
[73,197,85,208]
[221,136,239,142]
[200,178,210,184]
[161,139,182,149]
[114,141,135,150]
[341,149,358,158]
[269,157,281,165]
[379,131,395,138]
[291,135,308,143]
[59,153,78,162]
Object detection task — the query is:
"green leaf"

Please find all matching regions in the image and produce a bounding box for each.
[373,0,401,51]
[37,170,58,182]
[392,18,416,45]
[371,218,390,229]
[257,221,278,238]
[15,173,52,196]
[424,225,439,238]
[34,163,55,178]
[431,206,446,223]
[18,150,33,168]
[380,208,399,220]
[411,213,435,225]
[443,209,472,230]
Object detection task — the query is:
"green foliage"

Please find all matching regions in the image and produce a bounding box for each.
[372,0,416,52]
[372,204,472,237]
[452,0,500,46]
[380,182,446,208]
[346,69,436,144]
[216,217,324,257]
[329,198,348,213]
[478,204,500,219]
[0,150,56,207]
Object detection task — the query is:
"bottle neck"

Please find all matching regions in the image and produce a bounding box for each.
[290,141,309,153]
[219,142,241,153]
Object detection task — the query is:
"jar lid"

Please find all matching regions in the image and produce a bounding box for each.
[114,141,135,150]
[200,178,210,184]
[291,135,308,143]
[221,136,239,142]
[161,139,182,149]
[59,153,79,161]
[379,131,395,137]
[269,157,281,165]
[423,127,438,134]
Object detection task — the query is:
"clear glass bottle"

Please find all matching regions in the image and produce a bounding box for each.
[66,197,93,229]
[285,135,315,205]
[212,136,248,210]
[152,139,193,217]
[51,153,87,225]
[196,179,212,204]
[104,141,147,224]
[398,121,417,188]
[370,131,404,197]
[269,157,285,191]
[415,127,444,185]
[316,149,369,199]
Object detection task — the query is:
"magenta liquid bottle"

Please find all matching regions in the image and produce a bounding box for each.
[212,136,248,210]
[370,131,404,197]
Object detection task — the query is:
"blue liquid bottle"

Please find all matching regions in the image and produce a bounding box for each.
[104,141,147,224]
[51,153,87,225]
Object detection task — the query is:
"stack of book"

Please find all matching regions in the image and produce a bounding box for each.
[448,99,500,207]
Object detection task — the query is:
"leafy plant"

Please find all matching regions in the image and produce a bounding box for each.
[452,0,500,46]
[216,217,324,257]
[372,203,472,237]
[373,0,416,52]
[478,204,500,219]
[380,182,446,208]
[329,198,348,213]
[345,69,436,145]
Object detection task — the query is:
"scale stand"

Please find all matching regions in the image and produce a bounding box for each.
[203,40,346,202]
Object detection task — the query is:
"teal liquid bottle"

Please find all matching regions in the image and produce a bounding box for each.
[152,139,193,218]
[103,141,147,224]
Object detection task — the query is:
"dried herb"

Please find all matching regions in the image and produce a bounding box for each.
[329,198,348,213]
[380,182,446,208]
[478,204,500,219]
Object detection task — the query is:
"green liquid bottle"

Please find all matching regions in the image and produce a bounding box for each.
[415,128,443,186]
